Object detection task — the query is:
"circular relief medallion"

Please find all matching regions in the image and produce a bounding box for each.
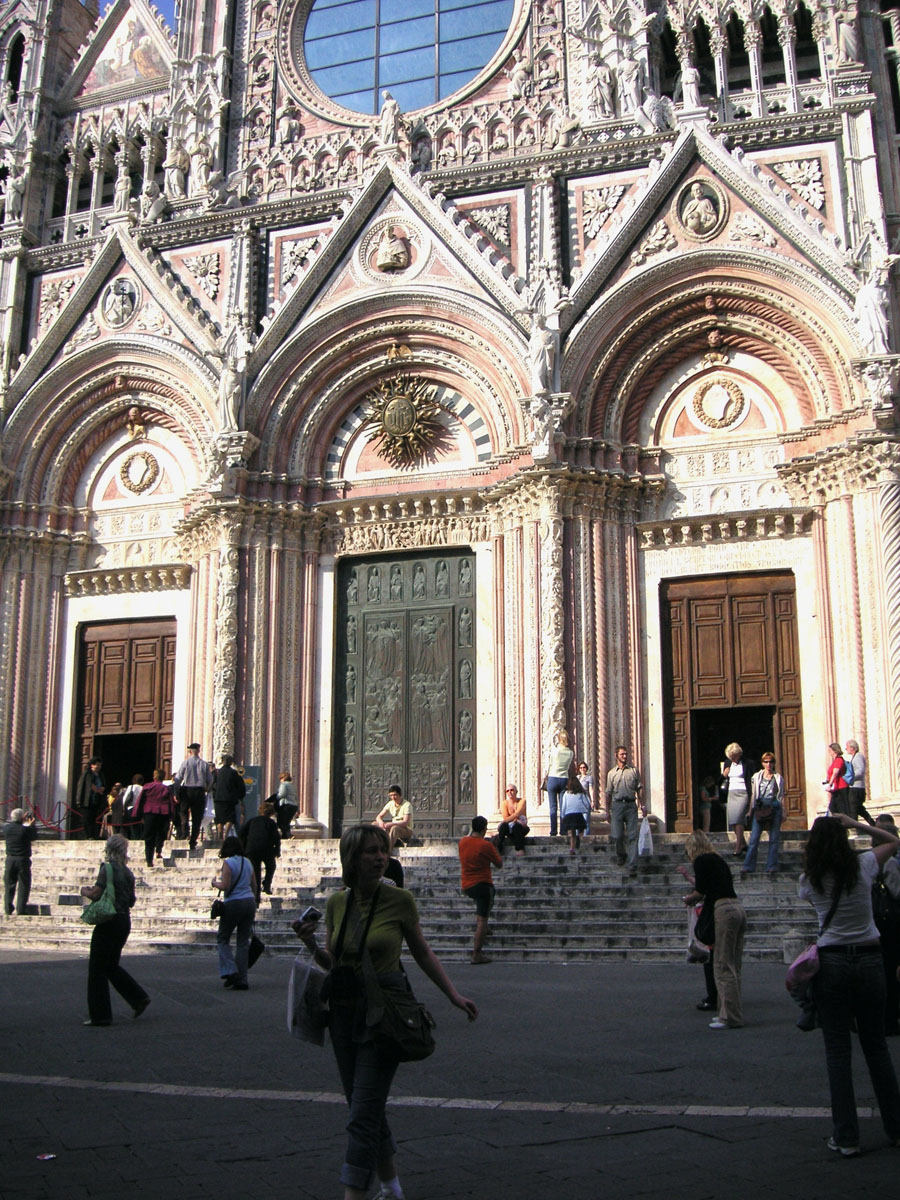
[358,219,427,283]
[120,450,160,494]
[692,378,747,430]
[383,394,417,437]
[101,278,140,328]
[673,179,728,242]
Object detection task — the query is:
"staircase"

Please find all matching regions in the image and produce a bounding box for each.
[0,833,818,962]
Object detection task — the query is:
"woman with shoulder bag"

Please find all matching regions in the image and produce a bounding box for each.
[681,830,746,1028]
[211,836,257,990]
[741,753,785,878]
[293,824,477,1200]
[799,813,900,1156]
[80,835,150,1026]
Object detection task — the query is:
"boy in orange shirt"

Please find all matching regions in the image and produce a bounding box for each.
[458,816,502,964]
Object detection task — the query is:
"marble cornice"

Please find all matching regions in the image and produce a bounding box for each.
[776,435,900,503]
[64,564,192,597]
[639,508,813,550]
[718,112,843,148]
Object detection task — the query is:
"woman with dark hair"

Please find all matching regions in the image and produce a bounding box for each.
[211,835,257,990]
[293,824,477,1200]
[240,800,281,900]
[560,764,590,855]
[799,813,900,1156]
[134,768,174,867]
[275,770,299,838]
[80,835,150,1025]
[825,742,851,816]
[680,829,746,1028]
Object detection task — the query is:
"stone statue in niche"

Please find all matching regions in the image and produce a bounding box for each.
[3,171,25,222]
[218,351,242,432]
[413,563,426,599]
[590,58,615,118]
[528,311,556,396]
[140,180,167,222]
[188,134,213,197]
[390,566,403,600]
[458,560,472,595]
[435,560,449,597]
[617,45,643,114]
[162,139,189,198]
[103,279,138,327]
[347,614,357,653]
[836,7,860,65]
[507,49,533,99]
[346,663,357,704]
[345,715,356,753]
[681,182,718,236]
[375,225,409,272]
[343,766,354,807]
[367,566,381,602]
[347,571,358,604]
[114,160,132,213]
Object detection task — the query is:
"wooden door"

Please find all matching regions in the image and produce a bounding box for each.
[662,573,805,830]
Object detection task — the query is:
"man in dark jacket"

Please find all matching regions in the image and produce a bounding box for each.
[240,801,281,900]
[213,755,246,840]
[3,808,38,914]
[74,758,105,839]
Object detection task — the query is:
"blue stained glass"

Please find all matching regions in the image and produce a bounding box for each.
[303,0,513,114]
[307,29,376,69]
[306,0,376,38]
[439,31,504,71]
[380,16,435,54]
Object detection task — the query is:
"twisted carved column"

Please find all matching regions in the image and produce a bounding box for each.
[539,505,567,749]
[212,519,241,759]
[878,480,900,788]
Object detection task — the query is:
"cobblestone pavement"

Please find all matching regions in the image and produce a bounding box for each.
[1,948,897,1199]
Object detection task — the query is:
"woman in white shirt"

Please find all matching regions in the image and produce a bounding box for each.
[719,742,753,858]
[799,813,900,1156]
[542,730,574,837]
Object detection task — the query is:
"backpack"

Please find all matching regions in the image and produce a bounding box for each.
[872,866,900,930]
[842,758,854,785]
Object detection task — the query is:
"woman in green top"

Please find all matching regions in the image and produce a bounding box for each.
[295,824,477,1200]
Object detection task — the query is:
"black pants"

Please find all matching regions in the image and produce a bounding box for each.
[496,821,528,853]
[87,913,148,1022]
[3,857,31,914]
[276,804,298,838]
[178,788,207,847]
[848,787,875,825]
[143,813,170,865]
[247,852,277,899]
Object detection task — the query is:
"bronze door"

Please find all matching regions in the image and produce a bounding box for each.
[661,572,805,831]
[334,551,476,836]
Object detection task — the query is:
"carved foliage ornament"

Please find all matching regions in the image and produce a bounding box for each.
[361,375,444,466]
[692,378,747,430]
[120,451,160,494]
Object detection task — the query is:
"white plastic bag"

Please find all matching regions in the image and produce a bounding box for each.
[637,815,653,857]
[287,952,328,1045]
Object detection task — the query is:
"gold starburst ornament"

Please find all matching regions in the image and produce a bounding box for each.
[362,375,443,466]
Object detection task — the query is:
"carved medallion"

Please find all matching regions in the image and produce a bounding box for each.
[101,278,140,328]
[692,378,747,430]
[361,375,443,466]
[673,179,728,242]
[120,450,160,494]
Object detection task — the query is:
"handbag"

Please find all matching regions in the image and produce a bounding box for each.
[249,932,265,968]
[785,886,841,993]
[80,863,118,925]
[637,815,653,857]
[695,900,715,947]
[210,857,245,919]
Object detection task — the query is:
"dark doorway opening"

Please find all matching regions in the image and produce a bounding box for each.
[94,733,159,796]
[691,706,775,830]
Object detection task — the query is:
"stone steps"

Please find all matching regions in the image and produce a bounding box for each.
[0,834,818,962]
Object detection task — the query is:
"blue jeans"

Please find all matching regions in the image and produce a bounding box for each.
[330,993,400,1190]
[546,776,567,836]
[216,897,256,985]
[813,945,900,1148]
[742,807,782,873]
[610,798,639,867]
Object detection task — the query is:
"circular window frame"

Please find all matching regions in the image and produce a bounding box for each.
[275,0,528,125]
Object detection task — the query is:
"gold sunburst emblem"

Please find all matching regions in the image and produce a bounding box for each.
[361,375,443,466]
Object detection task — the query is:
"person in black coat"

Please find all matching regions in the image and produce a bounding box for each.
[239,801,281,900]
[73,758,106,839]
[213,755,246,840]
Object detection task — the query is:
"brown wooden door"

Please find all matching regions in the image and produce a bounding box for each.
[73,619,177,789]
[662,573,805,830]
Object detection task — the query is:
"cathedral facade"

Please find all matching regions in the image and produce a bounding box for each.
[1,0,899,835]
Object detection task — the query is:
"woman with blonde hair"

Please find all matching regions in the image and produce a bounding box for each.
[680,829,746,1028]
[541,729,574,837]
[80,835,150,1026]
[720,742,755,857]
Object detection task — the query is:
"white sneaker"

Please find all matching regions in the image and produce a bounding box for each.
[708,1018,729,1029]
[827,1136,860,1157]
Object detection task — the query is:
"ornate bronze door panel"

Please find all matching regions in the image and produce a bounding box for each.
[334,551,476,836]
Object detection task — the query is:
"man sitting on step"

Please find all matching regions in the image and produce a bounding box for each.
[459,816,502,965]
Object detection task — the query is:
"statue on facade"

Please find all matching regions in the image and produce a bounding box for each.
[854,261,892,355]
[3,171,25,222]
[204,170,243,211]
[379,91,400,145]
[139,180,168,223]
[682,182,718,235]
[218,351,242,431]
[678,63,702,109]
[589,57,616,118]
[528,311,557,396]
[617,45,643,114]
[162,138,189,198]
[508,49,533,99]
[375,225,409,271]
[113,160,132,214]
[275,101,302,146]
[836,7,860,66]
[188,134,213,197]
[126,406,145,440]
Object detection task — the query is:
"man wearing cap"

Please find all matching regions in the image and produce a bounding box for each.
[173,743,212,849]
